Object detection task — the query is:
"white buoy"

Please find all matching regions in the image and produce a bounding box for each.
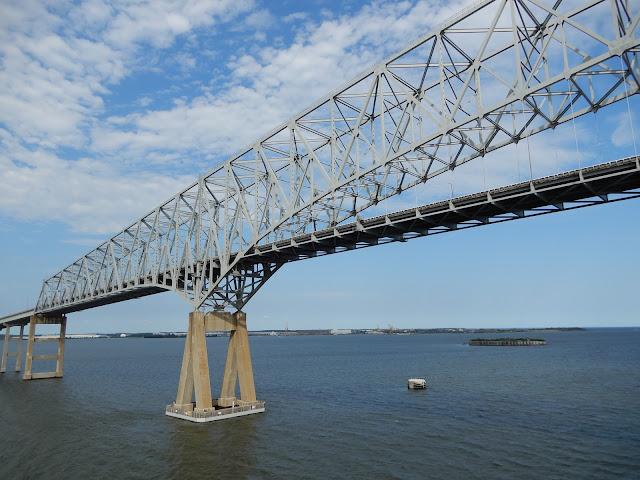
[408,378,426,389]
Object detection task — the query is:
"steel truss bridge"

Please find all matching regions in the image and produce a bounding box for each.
[2,0,640,326]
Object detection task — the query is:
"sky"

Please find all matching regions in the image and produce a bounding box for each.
[0,0,639,333]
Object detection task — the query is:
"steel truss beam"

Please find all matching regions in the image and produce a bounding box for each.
[35,0,640,314]
[244,156,640,262]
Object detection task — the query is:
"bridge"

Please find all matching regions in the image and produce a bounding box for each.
[2,0,639,422]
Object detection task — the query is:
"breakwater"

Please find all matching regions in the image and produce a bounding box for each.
[468,338,546,346]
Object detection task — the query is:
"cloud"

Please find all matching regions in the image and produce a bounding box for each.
[243,9,276,30]
[4,0,629,239]
[0,36,112,148]
[0,0,261,233]
[137,96,153,107]
[611,111,639,148]
[0,141,192,235]
[89,0,477,162]
[61,237,113,247]
[283,12,309,23]
[0,0,258,151]
[100,0,257,49]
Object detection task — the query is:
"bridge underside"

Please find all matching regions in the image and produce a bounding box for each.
[245,156,640,261]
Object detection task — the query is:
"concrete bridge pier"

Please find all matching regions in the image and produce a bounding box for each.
[175,310,213,411]
[1,324,25,373]
[23,314,67,380]
[218,311,257,407]
[166,310,264,422]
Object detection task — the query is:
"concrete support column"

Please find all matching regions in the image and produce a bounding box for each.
[234,312,257,403]
[1,326,10,373]
[175,316,195,408]
[2,324,28,373]
[175,311,213,409]
[56,317,67,377]
[23,314,66,380]
[14,325,24,373]
[23,318,36,380]
[191,311,212,409]
[218,311,256,406]
[167,310,264,422]
[219,328,239,406]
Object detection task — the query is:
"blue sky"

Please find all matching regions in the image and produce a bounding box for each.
[1,0,639,333]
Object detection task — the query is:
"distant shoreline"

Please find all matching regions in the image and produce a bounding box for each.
[33,326,587,339]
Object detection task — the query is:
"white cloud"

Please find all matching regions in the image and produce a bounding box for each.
[0,0,258,151]
[0,0,261,233]
[0,37,111,148]
[68,0,114,31]
[611,111,639,148]
[61,237,115,247]
[283,12,308,23]
[173,52,197,72]
[89,0,477,162]
[0,143,192,235]
[3,0,630,240]
[101,0,256,49]
[243,9,276,30]
[137,96,153,107]
[253,31,267,42]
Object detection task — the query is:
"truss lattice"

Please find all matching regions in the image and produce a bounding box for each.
[36,0,640,313]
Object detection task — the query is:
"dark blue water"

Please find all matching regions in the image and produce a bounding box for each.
[1,329,638,479]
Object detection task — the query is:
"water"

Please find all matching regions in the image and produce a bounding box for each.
[1,329,639,479]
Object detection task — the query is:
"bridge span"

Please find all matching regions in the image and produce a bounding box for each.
[3,155,638,328]
[2,0,639,422]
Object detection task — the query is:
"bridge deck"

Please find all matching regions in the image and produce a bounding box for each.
[0,309,36,329]
[247,156,640,262]
[2,156,639,325]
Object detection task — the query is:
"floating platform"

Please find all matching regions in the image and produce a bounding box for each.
[166,400,265,423]
[408,378,426,389]
[468,338,546,346]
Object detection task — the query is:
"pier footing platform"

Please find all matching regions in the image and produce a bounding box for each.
[166,400,265,423]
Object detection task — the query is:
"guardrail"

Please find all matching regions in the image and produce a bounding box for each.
[166,401,266,419]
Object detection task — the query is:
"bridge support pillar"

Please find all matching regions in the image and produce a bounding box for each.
[1,324,25,373]
[218,311,257,407]
[1,326,9,373]
[23,314,66,380]
[175,310,213,410]
[166,310,264,422]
